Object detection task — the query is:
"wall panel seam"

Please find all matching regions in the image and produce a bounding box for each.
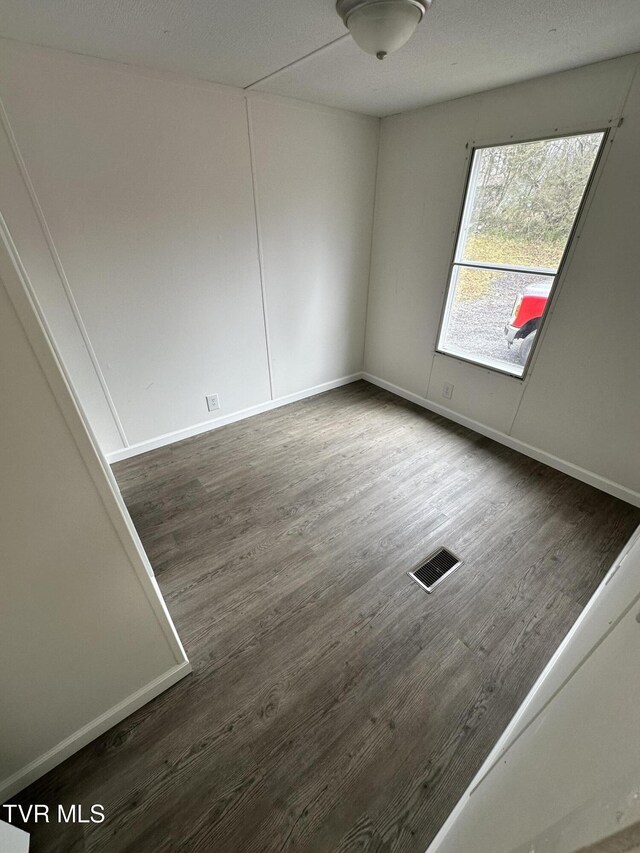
[245,97,275,400]
[0,93,130,447]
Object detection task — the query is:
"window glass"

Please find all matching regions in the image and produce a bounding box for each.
[438,131,606,377]
[441,266,554,374]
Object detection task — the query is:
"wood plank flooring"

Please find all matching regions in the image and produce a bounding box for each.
[10,381,640,852]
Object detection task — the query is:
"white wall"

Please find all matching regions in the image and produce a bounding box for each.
[0,40,379,458]
[0,819,28,853]
[0,232,189,803]
[429,527,640,853]
[365,54,640,500]
[0,93,125,454]
[247,95,377,398]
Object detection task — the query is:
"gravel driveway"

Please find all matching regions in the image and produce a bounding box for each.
[442,273,547,368]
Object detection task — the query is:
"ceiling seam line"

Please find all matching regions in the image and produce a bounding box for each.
[244,33,351,90]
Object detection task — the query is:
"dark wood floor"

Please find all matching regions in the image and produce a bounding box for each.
[11,381,640,852]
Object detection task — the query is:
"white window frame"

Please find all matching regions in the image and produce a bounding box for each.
[435,128,610,379]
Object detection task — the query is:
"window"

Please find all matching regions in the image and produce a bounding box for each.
[437,131,607,377]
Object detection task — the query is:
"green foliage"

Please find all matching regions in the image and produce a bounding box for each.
[466,134,602,251]
[465,233,565,275]
[456,235,564,301]
[453,133,602,301]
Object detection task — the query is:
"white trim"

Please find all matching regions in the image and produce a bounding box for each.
[362,373,640,508]
[427,527,640,852]
[0,218,189,666]
[468,120,620,152]
[106,374,363,463]
[0,92,129,448]
[107,370,640,508]
[0,662,191,804]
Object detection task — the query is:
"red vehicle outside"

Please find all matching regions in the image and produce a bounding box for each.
[504,280,552,364]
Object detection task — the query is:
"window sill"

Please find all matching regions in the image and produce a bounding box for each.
[435,346,526,379]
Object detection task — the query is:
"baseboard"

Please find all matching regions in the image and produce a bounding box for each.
[106,374,363,463]
[108,370,640,507]
[362,372,640,508]
[0,661,192,804]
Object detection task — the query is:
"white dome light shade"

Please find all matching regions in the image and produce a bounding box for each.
[348,2,421,58]
[336,0,430,60]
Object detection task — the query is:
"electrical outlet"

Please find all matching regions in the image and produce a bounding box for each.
[206,394,220,412]
[442,383,454,400]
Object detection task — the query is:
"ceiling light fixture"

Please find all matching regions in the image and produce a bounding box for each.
[336,0,431,60]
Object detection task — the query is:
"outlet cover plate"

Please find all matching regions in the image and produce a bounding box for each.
[206,394,220,412]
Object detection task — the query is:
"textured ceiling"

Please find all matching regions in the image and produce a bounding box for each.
[0,0,640,116]
[0,0,346,89]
